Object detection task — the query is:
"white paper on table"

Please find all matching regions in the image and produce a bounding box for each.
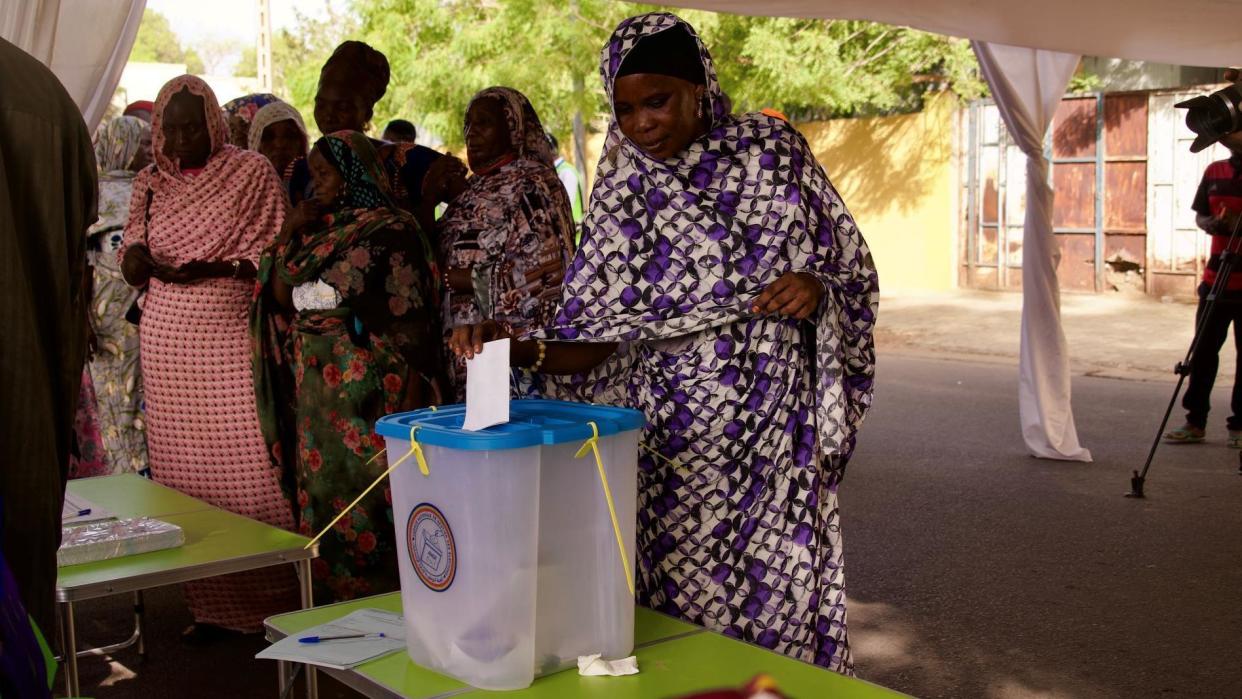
[462,338,511,431]
[256,608,406,670]
[577,653,640,676]
[61,494,115,525]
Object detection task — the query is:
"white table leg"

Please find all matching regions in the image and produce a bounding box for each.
[62,601,79,697]
[297,559,318,699]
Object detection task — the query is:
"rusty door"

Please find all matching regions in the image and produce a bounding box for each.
[1048,93,1150,293]
[1103,94,1149,293]
[963,93,1152,294]
[1049,96,1099,291]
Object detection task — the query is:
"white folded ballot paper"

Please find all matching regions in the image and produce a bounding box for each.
[462,338,511,431]
[577,653,640,676]
[257,608,406,670]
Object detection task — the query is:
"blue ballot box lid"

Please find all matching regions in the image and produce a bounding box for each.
[375,399,645,451]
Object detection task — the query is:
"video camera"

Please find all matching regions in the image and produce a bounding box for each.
[1177,69,1242,153]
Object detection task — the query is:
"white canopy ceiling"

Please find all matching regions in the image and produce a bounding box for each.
[1,0,145,129]
[667,0,1242,68]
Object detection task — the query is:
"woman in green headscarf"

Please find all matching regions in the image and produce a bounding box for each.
[252,130,444,603]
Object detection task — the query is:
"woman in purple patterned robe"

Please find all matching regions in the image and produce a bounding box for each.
[451,12,878,674]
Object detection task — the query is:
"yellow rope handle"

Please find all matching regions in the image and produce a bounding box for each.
[640,442,684,471]
[304,425,430,550]
[576,421,636,597]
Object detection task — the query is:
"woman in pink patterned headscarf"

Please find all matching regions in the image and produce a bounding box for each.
[119,75,297,640]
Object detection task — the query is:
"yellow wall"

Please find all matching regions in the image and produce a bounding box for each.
[568,92,959,293]
[797,92,959,293]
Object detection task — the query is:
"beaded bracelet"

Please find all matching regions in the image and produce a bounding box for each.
[530,339,548,372]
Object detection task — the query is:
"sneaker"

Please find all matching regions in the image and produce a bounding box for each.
[1163,424,1206,444]
[1229,430,1242,449]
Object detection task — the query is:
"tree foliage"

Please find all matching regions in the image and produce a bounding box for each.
[236,47,258,78]
[129,9,204,74]
[683,13,985,119]
[271,1,986,148]
[350,0,614,148]
[196,37,245,75]
[268,2,360,133]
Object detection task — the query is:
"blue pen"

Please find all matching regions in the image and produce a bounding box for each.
[298,632,386,644]
[75,508,91,517]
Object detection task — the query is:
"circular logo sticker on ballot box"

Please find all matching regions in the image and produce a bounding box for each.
[406,503,456,592]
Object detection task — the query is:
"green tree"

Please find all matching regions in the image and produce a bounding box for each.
[274,1,985,148]
[197,37,245,75]
[354,0,614,148]
[685,14,985,118]
[236,47,258,78]
[184,49,205,75]
[270,2,360,134]
[129,9,185,64]
[128,8,207,74]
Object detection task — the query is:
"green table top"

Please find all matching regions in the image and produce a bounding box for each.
[267,594,468,698]
[264,593,907,699]
[58,476,316,602]
[65,474,215,518]
[458,630,907,699]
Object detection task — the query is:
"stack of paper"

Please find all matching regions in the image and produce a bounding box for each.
[58,517,184,566]
[257,609,407,670]
[62,493,115,525]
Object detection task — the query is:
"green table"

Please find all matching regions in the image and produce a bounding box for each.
[264,593,908,698]
[58,475,320,697]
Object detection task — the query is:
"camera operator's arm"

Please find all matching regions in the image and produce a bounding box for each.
[1199,211,1242,236]
[1191,156,1242,236]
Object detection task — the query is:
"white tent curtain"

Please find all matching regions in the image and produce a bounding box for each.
[668,0,1242,68]
[0,0,146,130]
[973,41,1091,462]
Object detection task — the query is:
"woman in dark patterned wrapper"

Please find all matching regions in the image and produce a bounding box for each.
[451,12,878,674]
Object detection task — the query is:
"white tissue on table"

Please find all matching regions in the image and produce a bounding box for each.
[463,338,511,431]
[577,653,639,676]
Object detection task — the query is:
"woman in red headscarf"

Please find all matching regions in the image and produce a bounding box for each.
[120,76,297,639]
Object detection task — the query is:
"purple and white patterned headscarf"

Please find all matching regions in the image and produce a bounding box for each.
[544,11,879,459]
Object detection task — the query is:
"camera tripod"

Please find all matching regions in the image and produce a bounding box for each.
[1129,214,1242,498]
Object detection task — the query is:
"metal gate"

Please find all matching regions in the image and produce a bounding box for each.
[960,90,1219,297]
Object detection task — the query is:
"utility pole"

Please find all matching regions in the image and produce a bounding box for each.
[257,0,273,92]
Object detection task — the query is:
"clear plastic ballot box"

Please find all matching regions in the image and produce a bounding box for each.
[375,399,644,690]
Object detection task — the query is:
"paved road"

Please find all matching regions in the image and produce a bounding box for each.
[62,354,1242,698]
[847,353,1242,698]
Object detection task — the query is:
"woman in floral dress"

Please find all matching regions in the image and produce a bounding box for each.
[452,14,878,674]
[83,115,151,477]
[253,130,443,603]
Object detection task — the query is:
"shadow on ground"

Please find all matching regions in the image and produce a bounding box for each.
[845,355,1242,698]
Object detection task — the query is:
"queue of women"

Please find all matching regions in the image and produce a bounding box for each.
[78,12,876,674]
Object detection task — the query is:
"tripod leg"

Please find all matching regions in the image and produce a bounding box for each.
[1132,216,1242,497]
[1130,374,1188,497]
